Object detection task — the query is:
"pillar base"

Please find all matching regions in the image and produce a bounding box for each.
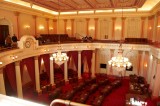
[34,89,42,96]
[78,78,83,83]
[65,80,69,84]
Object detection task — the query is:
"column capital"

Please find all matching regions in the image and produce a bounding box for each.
[32,15,37,19]
[64,19,67,22]
[86,18,90,21]
[53,19,57,22]
[46,18,49,21]
[141,17,146,20]
[121,17,126,20]
[148,15,154,20]
[15,61,20,66]
[112,17,116,21]
[71,19,75,22]
[92,50,96,53]
[78,51,82,54]
[14,11,20,16]
[157,11,160,16]
[94,18,99,21]
[34,56,39,60]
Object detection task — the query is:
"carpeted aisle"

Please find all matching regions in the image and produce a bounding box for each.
[102,78,129,106]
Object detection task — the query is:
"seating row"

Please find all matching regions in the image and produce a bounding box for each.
[36,34,78,44]
[92,79,122,106]
[129,74,151,97]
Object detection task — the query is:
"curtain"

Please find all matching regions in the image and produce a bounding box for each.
[4,63,17,92]
[22,57,35,86]
[68,51,78,71]
[81,50,93,72]
[41,54,50,76]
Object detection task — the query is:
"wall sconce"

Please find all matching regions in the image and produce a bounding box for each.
[44,49,50,52]
[10,55,18,60]
[115,26,121,30]
[24,25,30,29]
[39,25,44,30]
[89,27,95,31]
[66,27,71,32]
[49,27,53,30]
[0,61,2,65]
[157,25,160,28]
[144,63,147,67]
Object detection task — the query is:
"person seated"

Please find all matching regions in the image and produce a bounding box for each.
[11,34,18,48]
[12,34,18,42]
[5,34,12,47]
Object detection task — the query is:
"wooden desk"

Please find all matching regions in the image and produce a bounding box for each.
[126,93,147,106]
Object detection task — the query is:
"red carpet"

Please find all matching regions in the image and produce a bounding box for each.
[102,78,129,106]
[23,77,157,106]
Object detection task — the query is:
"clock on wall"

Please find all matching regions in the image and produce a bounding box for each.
[24,38,33,48]
[25,41,31,48]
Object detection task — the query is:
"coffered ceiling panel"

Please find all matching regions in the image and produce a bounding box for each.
[21,0,146,11]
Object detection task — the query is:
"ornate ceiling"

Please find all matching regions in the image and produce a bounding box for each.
[22,0,146,12]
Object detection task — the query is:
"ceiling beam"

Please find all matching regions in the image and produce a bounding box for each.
[84,0,96,8]
[110,0,114,7]
[60,0,78,10]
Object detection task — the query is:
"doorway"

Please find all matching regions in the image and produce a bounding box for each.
[0,25,9,46]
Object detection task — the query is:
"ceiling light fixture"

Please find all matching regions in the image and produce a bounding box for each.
[108,1,132,72]
[50,0,69,66]
[108,43,132,71]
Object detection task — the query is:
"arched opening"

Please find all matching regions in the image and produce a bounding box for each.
[0,17,13,46]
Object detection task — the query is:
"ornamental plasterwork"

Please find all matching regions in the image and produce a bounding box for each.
[1,39,160,68]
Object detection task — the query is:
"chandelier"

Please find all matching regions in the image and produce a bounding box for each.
[49,0,69,66]
[50,45,69,66]
[108,44,132,71]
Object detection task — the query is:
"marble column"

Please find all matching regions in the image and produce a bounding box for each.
[34,56,41,92]
[112,17,116,40]
[64,19,67,34]
[137,51,142,75]
[140,51,145,76]
[53,19,57,34]
[71,19,75,37]
[64,61,68,82]
[78,51,82,79]
[15,61,23,98]
[33,15,37,36]
[91,50,96,78]
[108,49,114,75]
[14,11,20,39]
[86,18,90,36]
[94,18,98,39]
[46,18,49,34]
[50,54,55,86]
[152,59,160,97]
[150,57,157,90]
[0,68,6,95]
[121,17,126,40]
[147,53,153,83]
[141,17,146,38]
